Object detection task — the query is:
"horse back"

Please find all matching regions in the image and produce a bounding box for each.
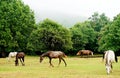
[104,50,115,63]
[49,51,67,58]
[81,50,91,54]
[8,52,18,58]
[58,51,67,58]
[16,52,25,58]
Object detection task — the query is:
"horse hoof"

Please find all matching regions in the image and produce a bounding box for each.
[22,64,25,66]
[107,73,110,75]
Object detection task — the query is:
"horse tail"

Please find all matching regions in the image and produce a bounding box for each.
[115,54,118,63]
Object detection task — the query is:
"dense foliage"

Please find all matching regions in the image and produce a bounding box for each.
[99,14,120,52]
[27,19,72,53]
[0,0,36,56]
[0,0,120,57]
[70,21,97,52]
[88,12,111,53]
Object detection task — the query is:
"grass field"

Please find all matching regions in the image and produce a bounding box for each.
[0,56,120,78]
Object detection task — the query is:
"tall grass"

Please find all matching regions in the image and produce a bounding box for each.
[0,56,120,78]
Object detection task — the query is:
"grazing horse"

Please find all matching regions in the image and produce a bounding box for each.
[104,50,118,74]
[76,50,93,57]
[15,52,25,66]
[8,52,17,61]
[40,51,67,67]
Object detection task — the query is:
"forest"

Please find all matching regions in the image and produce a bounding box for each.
[0,0,120,57]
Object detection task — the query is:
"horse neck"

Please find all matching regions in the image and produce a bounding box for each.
[79,51,82,54]
[41,52,49,57]
[105,51,111,65]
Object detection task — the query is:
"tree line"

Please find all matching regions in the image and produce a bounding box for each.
[0,0,120,57]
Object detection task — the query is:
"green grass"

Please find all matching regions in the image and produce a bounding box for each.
[0,56,120,78]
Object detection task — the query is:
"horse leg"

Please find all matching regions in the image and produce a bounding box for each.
[49,58,54,67]
[110,64,113,73]
[81,54,82,58]
[22,57,24,62]
[58,58,61,67]
[111,64,113,69]
[19,58,23,65]
[8,57,10,62]
[20,58,24,66]
[61,57,67,67]
[115,54,118,63]
[22,57,25,66]
[81,54,84,58]
[87,54,89,58]
[15,59,18,66]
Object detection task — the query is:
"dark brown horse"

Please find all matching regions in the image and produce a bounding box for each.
[15,52,25,66]
[76,50,93,57]
[40,51,67,67]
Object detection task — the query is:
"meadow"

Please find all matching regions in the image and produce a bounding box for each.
[0,56,120,78]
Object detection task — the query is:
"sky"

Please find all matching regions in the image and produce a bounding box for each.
[22,0,120,19]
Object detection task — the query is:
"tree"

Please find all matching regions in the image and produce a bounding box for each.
[89,12,110,32]
[70,21,97,52]
[27,19,72,53]
[99,14,120,52]
[0,0,36,56]
[88,12,111,53]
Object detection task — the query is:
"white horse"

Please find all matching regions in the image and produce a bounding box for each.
[104,50,116,74]
[8,52,17,61]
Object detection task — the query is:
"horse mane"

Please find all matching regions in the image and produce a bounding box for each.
[41,51,50,57]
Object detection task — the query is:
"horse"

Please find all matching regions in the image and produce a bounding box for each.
[76,50,93,57]
[103,51,118,62]
[8,52,17,61]
[104,50,118,74]
[15,52,25,66]
[40,51,67,67]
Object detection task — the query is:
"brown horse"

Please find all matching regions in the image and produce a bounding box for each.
[76,50,93,57]
[40,51,67,67]
[15,52,25,66]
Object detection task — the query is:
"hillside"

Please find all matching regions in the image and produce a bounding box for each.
[34,11,88,28]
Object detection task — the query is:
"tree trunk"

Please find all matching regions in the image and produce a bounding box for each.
[0,46,6,58]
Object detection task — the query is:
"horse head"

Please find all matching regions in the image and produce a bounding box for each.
[105,64,111,74]
[90,51,93,56]
[76,51,82,55]
[40,56,43,63]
